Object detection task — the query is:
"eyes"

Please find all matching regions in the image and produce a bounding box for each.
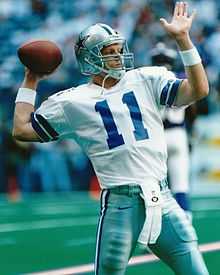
[102,46,123,56]
[104,49,123,55]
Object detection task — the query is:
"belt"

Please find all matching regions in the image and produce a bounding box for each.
[109,178,168,196]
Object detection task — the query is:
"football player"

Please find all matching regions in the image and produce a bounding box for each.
[13,2,209,275]
[150,42,192,218]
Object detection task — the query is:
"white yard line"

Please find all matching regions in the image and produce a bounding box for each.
[0,217,97,233]
[192,201,220,211]
[65,237,95,247]
[25,241,220,275]
[1,208,219,233]
[32,205,97,215]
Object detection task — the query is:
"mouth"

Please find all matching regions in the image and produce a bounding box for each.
[115,62,122,67]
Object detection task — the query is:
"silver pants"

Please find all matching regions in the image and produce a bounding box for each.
[94,186,209,275]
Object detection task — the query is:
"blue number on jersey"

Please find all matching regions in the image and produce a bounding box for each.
[122,91,149,141]
[95,100,125,149]
[95,91,149,149]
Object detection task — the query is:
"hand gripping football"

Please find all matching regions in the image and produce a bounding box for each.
[17,40,63,74]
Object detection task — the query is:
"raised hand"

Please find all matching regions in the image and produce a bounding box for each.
[160,2,196,42]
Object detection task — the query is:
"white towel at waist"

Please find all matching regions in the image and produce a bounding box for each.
[138,178,163,245]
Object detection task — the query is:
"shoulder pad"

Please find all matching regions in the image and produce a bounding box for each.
[49,87,76,99]
[138,66,175,79]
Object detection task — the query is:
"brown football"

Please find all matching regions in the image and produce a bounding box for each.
[17,40,63,74]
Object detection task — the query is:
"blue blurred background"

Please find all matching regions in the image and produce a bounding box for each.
[0,1,220,275]
[0,0,219,196]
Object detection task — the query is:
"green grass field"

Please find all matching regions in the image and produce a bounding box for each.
[0,192,219,275]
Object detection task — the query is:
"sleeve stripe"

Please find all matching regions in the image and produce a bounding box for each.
[160,81,171,105]
[31,113,50,142]
[160,79,182,107]
[167,79,182,107]
[35,114,59,139]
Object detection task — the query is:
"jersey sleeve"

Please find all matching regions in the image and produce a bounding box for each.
[138,66,183,108]
[31,96,72,142]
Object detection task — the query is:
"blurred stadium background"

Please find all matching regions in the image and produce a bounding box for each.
[0,0,220,274]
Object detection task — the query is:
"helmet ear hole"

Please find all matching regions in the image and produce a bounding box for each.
[91,47,103,67]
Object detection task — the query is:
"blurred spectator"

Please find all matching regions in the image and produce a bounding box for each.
[1,0,220,194]
[31,0,48,19]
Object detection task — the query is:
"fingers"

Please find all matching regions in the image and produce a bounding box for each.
[24,67,30,73]
[173,2,196,20]
[24,67,45,81]
[183,2,188,17]
[173,2,179,18]
[178,2,184,16]
[174,2,189,17]
[159,18,169,27]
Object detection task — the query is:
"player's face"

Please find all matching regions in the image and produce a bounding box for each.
[101,43,123,69]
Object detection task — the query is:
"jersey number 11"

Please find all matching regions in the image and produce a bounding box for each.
[95,91,149,149]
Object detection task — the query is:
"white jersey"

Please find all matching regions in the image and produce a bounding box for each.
[31,66,182,189]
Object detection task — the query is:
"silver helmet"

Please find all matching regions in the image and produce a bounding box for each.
[74,23,134,79]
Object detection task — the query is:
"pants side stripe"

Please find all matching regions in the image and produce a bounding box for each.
[94,189,110,275]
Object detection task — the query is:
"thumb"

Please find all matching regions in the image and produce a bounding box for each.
[160,18,169,27]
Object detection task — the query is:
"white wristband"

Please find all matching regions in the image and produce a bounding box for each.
[15,88,37,105]
[179,47,201,66]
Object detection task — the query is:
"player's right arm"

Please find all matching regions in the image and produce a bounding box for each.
[13,69,43,142]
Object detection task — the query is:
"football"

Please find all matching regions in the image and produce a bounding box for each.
[17,40,63,74]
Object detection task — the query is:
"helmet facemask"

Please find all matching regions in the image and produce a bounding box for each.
[88,39,133,79]
[75,24,134,80]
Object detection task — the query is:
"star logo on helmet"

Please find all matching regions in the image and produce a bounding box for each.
[75,35,90,53]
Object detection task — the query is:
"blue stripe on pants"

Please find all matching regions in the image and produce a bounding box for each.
[95,189,110,275]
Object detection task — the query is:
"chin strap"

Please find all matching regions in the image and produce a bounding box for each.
[101,74,110,95]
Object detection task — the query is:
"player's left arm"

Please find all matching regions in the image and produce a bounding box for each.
[160,2,209,107]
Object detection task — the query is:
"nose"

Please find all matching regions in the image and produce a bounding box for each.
[114,54,120,60]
